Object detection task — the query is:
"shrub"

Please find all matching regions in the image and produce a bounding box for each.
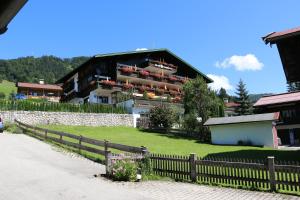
[0,100,127,114]
[149,105,175,129]
[183,113,199,133]
[111,159,137,181]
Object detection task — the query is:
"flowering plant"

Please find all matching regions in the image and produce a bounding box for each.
[139,70,150,77]
[168,76,178,82]
[101,80,116,86]
[152,73,162,79]
[138,85,150,92]
[120,67,134,74]
[123,83,134,90]
[111,158,137,181]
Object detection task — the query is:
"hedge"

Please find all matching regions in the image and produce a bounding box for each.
[0,100,127,114]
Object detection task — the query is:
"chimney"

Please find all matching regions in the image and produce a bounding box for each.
[39,79,44,84]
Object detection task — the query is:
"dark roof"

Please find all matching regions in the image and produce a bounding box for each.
[254,91,300,107]
[262,26,300,44]
[17,82,63,91]
[204,113,279,126]
[0,0,27,35]
[56,48,213,83]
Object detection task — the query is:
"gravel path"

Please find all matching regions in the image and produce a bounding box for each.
[0,133,298,200]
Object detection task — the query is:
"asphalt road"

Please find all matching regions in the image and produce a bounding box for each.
[0,133,298,200]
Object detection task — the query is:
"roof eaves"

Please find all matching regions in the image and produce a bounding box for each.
[55,56,94,83]
[163,49,213,83]
[94,48,167,58]
[56,48,212,83]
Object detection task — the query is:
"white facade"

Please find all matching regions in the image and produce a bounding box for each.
[117,99,150,127]
[210,121,277,148]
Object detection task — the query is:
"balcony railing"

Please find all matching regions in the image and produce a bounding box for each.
[133,97,184,109]
[145,59,177,71]
[116,63,188,86]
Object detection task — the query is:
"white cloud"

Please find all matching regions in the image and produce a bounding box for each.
[135,48,148,51]
[207,74,233,91]
[215,54,264,71]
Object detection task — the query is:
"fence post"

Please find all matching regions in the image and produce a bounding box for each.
[268,156,276,191]
[45,130,48,140]
[141,146,149,157]
[190,153,197,182]
[79,135,82,152]
[105,150,112,175]
[104,140,108,152]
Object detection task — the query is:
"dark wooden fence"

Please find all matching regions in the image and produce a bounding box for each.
[14,119,300,194]
[15,119,148,174]
[150,153,300,193]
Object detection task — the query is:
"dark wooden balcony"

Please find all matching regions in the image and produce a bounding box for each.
[116,64,188,91]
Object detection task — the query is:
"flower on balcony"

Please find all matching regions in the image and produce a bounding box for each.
[120,67,134,74]
[139,70,150,77]
[152,73,163,79]
[138,85,150,92]
[123,83,134,90]
[101,80,116,86]
[168,76,178,82]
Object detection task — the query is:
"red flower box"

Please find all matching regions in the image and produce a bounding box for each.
[101,80,116,86]
[120,67,134,74]
[138,85,150,92]
[169,76,178,82]
[139,70,150,77]
[123,83,134,90]
[152,73,162,79]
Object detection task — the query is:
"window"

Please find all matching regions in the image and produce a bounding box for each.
[97,96,109,104]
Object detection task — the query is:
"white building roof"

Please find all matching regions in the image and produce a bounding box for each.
[204,113,279,126]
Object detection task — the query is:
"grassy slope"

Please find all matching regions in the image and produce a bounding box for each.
[41,125,300,161]
[0,80,17,99]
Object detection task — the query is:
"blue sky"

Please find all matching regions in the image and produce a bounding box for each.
[1,0,299,94]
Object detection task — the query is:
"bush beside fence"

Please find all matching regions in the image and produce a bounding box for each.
[0,100,127,114]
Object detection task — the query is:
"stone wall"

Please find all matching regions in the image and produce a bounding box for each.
[0,111,134,127]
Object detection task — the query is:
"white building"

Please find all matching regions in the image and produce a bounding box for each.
[204,113,280,148]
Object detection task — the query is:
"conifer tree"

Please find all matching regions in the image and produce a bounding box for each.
[234,79,251,115]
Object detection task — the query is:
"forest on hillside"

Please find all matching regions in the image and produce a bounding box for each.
[0,56,89,84]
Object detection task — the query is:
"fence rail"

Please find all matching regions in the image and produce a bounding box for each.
[150,153,300,193]
[14,119,300,194]
[15,119,148,158]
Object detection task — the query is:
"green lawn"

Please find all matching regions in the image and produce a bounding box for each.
[41,125,300,161]
[0,80,17,99]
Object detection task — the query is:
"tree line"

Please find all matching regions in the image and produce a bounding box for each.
[0,56,89,84]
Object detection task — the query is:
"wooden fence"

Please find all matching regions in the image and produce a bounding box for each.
[150,153,300,193]
[14,119,300,194]
[15,119,148,174]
